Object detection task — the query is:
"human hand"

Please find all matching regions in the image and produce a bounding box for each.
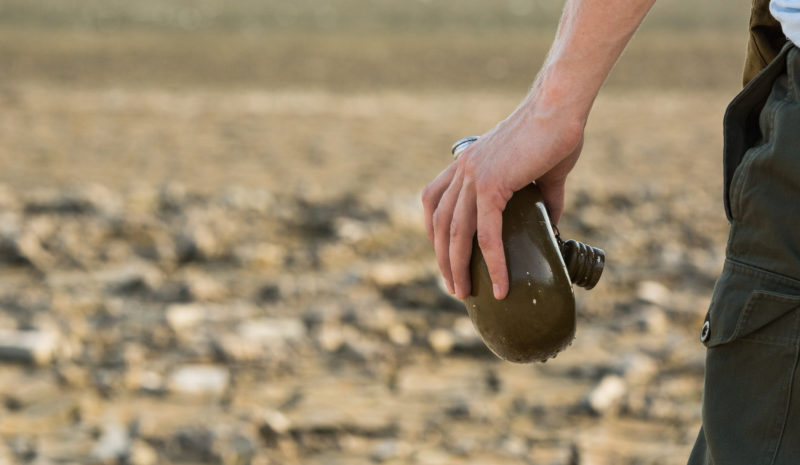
[422,105,584,301]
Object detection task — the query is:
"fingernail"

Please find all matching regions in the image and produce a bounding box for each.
[454,284,462,298]
[493,284,501,299]
[447,283,455,294]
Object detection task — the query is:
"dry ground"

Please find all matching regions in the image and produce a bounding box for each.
[0,0,758,463]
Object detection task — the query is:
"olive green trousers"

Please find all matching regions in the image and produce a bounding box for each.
[687,42,800,465]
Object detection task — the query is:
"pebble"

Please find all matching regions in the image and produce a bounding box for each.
[129,440,159,465]
[586,375,628,416]
[636,281,671,307]
[0,329,60,365]
[91,422,130,463]
[167,365,230,396]
[428,329,454,354]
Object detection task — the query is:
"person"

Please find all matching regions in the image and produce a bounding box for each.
[421,0,800,463]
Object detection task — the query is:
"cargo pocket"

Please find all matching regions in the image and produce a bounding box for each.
[701,287,800,465]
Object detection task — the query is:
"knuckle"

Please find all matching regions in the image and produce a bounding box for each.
[463,156,480,177]
[449,221,462,239]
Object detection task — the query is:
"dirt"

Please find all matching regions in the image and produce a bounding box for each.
[0,1,751,463]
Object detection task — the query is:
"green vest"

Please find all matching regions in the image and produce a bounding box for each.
[744,0,788,85]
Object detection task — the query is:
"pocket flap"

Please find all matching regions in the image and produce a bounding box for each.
[704,290,800,347]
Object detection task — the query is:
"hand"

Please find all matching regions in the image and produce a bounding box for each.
[422,103,584,300]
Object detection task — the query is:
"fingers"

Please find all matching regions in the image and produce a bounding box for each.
[421,163,458,246]
[476,193,509,300]
[432,169,463,294]
[538,178,566,225]
[449,178,477,299]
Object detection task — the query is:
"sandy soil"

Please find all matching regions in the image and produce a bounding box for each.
[0,1,752,463]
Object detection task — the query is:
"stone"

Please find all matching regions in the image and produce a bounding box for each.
[91,422,130,464]
[129,440,159,465]
[636,281,671,307]
[221,186,273,213]
[316,322,345,352]
[234,243,286,270]
[213,432,256,465]
[10,435,37,462]
[178,270,227,302]
[387,323,412,346]
[0,329,60,365]
[97,262,163,295]
[165,304,205,332]
[176,223,221,262]
[634,305,670,335]
[586,375,628,416]
[168,365,230,396]
[613,353,659,385]
[239,318,307,347]
[428,329,454,355]
[216,317,307,362]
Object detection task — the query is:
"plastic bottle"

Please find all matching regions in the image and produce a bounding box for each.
[451,137,605,363]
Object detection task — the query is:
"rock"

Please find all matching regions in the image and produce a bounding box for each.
[129,440,158,465]
[0,329,60,365]
[258,410,292,447]
[387,323,412,346]
[10,435,37,462]
[168,427,216,463]
[215,317,307,361]
[24,185,121,216]
[176,223,221,262]
[337,333,385,363]
[165,302,260,332]
[256,283,281,303]
[1,220,56,270]
[586,375,628,416]
[239,318,306,347]
[613,353,659,385]
[636,281,670,307]
[97,262,163,295]
[125,369,165,394]
[213,432,255,465]
[370,262,426,287]
[428,329,454,355]
[158,183,188,213]
[427,319,487,356]
[168,365,230,396]
[234,243,285,270]
[371,440,412,462]
[378,276,462,313]
[221,186,273,213]
[178,270,227,302]
[315,322,345,352]
[91,422,130,464]
[165,304,205,332]
[633,305,670,335]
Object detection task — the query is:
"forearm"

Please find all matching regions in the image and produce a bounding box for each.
[423,0,656,300]
[520,0,656,130]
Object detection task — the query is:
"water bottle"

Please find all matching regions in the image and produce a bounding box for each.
[451,136,605,363]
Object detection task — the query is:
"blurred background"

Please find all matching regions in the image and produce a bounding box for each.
[0,0,749,464]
